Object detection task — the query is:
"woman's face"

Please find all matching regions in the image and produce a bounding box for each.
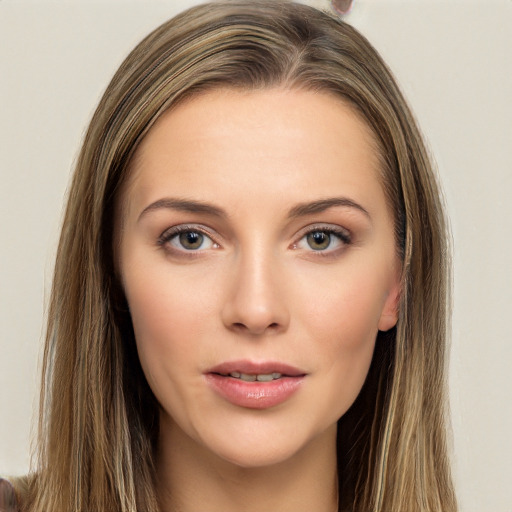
[117,88,400,468]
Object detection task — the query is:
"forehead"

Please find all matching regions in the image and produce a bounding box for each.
[122,88,385,219]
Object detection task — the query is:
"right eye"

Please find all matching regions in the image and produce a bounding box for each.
[158,226,219,253]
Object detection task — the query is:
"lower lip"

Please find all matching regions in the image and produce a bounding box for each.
[205,374,305,409]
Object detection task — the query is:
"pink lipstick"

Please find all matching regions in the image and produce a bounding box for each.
[205,361,306,409]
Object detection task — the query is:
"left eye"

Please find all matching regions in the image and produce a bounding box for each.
[296,228,350,252]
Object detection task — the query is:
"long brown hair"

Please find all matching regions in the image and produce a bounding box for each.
[18,2,456,511]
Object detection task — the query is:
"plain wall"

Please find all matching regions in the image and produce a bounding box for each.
[1,1,511,511]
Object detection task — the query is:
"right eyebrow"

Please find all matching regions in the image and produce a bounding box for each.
[137,198,227,222]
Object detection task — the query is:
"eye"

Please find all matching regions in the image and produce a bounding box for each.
[158,225,219,252]
[294,226,351,253]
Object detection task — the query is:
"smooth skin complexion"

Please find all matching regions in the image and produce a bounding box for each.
[117,89,401,512]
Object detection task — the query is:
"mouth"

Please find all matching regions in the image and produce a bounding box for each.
[207,360,306,379]
[217,371,285,382]
[205,361,306,409]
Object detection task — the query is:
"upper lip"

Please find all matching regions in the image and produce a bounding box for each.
[207,360,306,377]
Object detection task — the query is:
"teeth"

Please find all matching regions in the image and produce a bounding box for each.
[256,374,274,382]
[228,372,282,381]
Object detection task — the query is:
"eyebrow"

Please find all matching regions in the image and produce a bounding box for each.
[137,196,370,222]
[288,197,370,220]
[138,198,227,222]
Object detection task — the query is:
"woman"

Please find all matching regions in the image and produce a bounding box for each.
[3,1,457,511]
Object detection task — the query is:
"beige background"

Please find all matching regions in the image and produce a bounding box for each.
[1,1,511,510]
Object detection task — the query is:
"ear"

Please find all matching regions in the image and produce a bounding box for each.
[377,276,401,332]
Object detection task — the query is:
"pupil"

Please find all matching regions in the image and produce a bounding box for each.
[307,231,330,250]
[180,231,203,249]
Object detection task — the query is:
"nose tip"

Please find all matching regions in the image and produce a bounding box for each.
[221,258,289,336]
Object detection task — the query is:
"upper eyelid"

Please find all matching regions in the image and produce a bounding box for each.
[295,223,351,239]
[158,224,219,245]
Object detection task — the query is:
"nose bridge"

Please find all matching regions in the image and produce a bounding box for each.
[222,239,289,335]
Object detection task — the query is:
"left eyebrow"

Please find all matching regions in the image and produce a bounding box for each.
[287,197,371,220]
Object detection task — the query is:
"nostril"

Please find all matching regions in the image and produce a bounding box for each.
[230,321,280,335]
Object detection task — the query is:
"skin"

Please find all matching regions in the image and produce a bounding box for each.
[117,88,401,512]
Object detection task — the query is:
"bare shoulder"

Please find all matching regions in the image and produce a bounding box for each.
[0,478,19,512]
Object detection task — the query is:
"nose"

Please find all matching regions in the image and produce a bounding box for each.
[221,249,290,336]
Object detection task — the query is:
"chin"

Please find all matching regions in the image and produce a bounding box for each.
[213,441,304,469]
[193,417,338,471]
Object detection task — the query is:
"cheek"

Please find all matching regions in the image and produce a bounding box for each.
[299,260,388,349]
[296,262,388,413]
[124,276,213,434]
[123,267,203,389]
[122,256,230,399]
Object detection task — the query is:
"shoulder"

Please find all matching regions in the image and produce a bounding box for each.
[0,478,20,512]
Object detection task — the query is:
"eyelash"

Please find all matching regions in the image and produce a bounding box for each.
[157,224,352,255]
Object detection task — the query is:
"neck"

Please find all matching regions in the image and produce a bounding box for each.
[156,415,338,512]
